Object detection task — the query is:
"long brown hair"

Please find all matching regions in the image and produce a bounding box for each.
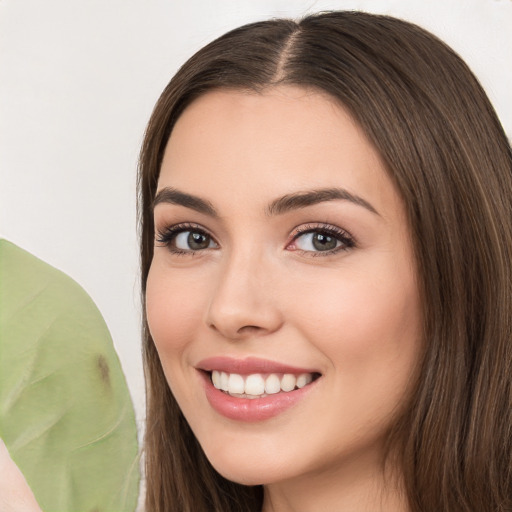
[138,11,512,511]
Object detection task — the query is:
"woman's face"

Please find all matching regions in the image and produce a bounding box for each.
[146,87,422,488]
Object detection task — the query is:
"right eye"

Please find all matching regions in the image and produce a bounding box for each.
[156,224,218,254]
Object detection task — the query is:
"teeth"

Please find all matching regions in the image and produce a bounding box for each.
[212,370,221,389]
[220,371,229,391]
[297,373,313,388]
[264,374,281,394]
[245,374,265,395]
[228,373,245,394]
[280,374,296,392]
[210,370,315,397]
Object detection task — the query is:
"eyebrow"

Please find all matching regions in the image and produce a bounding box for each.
[266,188,379,216]
[153,186,379,217]
[153,187,218,217]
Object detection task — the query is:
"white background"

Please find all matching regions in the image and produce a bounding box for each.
[1,0,511,437]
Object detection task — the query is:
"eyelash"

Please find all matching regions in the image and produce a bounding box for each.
[155,222,356,257]
[155,223,215,256]
[288,223,355,257]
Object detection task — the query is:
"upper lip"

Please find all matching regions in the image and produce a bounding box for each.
[196,356,319,375]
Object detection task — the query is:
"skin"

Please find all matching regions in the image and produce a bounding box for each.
[0,439,42,512]
[146,86,421,512]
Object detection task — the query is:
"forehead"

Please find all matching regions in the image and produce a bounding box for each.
[159,86,401,217]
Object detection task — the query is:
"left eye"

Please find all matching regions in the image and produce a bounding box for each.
[290,227,355,254]
[295,231,341,252]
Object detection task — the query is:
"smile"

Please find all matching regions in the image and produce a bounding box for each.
[211,371,318,398]
[197,357,322,421]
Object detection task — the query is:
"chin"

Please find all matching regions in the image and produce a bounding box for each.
[203,444,292,486]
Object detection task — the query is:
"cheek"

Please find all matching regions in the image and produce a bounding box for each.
[292,268,421,450]
[292,263,421,377]
[145,261,203,360]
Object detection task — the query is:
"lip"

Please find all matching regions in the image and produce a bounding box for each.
[196,357,321,422]
[196,356,318,375]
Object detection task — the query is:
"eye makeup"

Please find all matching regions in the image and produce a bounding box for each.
[155,220,356,258]
[155,222,218,256]
[287,223,356,257]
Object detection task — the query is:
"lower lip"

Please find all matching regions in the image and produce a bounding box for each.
[200,371,318,422]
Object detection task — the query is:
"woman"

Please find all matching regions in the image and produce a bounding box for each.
[139,10,512,512]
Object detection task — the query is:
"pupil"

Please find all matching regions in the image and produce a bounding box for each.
[188,232,209,250]
[312,233,337,251]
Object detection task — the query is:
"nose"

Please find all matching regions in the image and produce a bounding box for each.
[204,252,284,340]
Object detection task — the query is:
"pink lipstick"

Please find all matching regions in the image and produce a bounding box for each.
[197,357,321,422]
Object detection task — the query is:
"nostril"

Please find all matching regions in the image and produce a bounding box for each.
[208,322,267,340]
[236,325,262,334]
